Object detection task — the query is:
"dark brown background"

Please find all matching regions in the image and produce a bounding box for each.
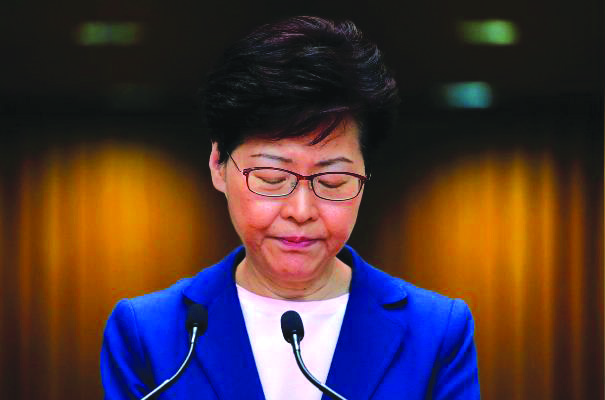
[0,0,603,399]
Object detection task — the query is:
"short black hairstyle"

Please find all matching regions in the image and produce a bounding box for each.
[200,16,399,169]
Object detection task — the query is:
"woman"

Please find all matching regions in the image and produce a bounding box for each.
[101,16,479,399]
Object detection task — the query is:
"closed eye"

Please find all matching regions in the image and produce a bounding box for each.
[317,178,347,189]
[259,176,286,184]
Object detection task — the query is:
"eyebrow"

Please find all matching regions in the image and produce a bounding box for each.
[250,153,292,163]
[250,153,354,167]
[315,156,354,167]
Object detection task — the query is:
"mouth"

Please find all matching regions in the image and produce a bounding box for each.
[275,236,319,249]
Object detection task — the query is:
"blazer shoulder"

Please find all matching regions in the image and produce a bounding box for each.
[400,279,458,309]
[111,247,243,328]
[389,278,474,332]
[122,278,194,314]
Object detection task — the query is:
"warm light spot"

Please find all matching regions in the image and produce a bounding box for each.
[378,150,585,398]
[458,20,519,45]
[76,22,142,46]
[12,141,223,397]
[442,81,493,109]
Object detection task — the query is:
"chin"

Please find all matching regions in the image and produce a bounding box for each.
[266,251,326,280]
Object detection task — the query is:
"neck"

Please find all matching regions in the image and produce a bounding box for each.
[235,256,351,301]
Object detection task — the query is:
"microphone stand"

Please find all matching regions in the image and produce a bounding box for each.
[140,326,199,400]
[288,333,347,400]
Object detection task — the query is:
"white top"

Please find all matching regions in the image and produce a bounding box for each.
[236,284,349,400]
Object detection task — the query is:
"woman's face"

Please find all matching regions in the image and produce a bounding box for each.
[209,118,365,291]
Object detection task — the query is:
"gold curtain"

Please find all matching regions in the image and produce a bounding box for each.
[377,150,603,399]
[3,142,229,399]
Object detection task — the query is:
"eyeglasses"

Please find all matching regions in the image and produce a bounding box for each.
[228,154,369,201]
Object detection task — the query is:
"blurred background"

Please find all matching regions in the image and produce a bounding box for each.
[0,0,602,399]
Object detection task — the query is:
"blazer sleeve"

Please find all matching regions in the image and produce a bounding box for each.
[101,299,153,400]
[433,299,480,400]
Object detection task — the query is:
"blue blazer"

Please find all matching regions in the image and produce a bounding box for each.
[101,246,479,399]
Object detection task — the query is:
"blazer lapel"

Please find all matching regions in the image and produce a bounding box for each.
[324,247,408,400]
[182,247,265,400]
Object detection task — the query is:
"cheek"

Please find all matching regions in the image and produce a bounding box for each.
[321,202,360,242]
[228,192,281,238]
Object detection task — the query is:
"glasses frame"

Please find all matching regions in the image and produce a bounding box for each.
[228,154,369,202]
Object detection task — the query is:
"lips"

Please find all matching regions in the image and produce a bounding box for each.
[280,236,316,243]
[275,236,319,249]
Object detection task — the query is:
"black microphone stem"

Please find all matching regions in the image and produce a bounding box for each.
[140,326,199,400]
[290,333,347,400]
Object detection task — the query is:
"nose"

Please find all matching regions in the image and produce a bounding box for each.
[280,179,319,224]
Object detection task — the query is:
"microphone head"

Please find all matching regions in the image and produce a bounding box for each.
[186,303,208,336]
[281,310,305,344]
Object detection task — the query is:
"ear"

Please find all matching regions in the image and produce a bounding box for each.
[209,142,227,193]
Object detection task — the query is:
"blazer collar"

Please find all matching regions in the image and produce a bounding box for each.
[182,246,243,306]
[181,245,409,399]
[324,246,409,399]
[182,247,265,399]
[339,245,408,306]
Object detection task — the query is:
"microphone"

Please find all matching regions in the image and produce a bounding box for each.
[280,311,348,400]
[141,304,208,400]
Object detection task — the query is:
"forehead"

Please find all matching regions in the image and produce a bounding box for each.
[235,118,362,161]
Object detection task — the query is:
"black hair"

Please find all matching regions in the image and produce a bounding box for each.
[200,16,399,169]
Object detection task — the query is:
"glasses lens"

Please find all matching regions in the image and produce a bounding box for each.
[248,169,297,196]
[313,173,362,201]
